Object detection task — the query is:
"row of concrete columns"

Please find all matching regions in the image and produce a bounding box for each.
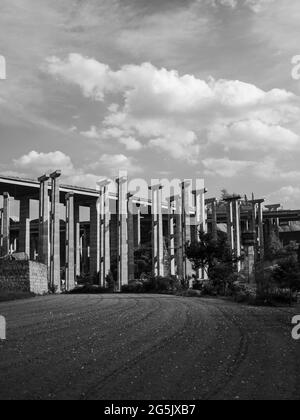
[0,175,208,290]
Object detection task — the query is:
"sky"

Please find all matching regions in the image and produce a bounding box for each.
[0,0,300,207]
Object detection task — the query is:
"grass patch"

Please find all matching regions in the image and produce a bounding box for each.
[0,291,36,303]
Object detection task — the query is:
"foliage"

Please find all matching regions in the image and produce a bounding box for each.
[264,230,283,261]
[121,276,182,294]
[134,245,152,278]
[271,258,300,294]
[106,271,117,292]
[186,231,240,295]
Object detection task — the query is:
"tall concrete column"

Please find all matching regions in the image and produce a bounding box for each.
[207,198,218,240]
[74,203,81,277]
[193,188,208,280]
[50,171,61,292]
[38,175,50,266]
[19,197,30,257]
[168,200,176,276]
[182,181,192,245]
[82,227,89,274]
[194,188,208,242]
[257,201,265,260]
[226,196,242,271]
[226,200,234,252]
[98,180,111,287]
[127,194,135,283]
[150,184,164,278]
[2,193,11,256]
[117,175,129,290]
[182,181,192,280]
[174,194,184,279]
[65,192,75,291]
[90,199,100,278]
[233,198,241,271]
[134,203,142,248]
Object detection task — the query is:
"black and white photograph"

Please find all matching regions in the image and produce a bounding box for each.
[0,0,300,404]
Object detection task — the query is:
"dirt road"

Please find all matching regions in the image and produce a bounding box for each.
[0,294,299,400]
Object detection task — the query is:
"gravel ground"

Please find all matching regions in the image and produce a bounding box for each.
[0,294,299,400]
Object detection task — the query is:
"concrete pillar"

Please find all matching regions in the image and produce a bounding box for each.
[90,200,100,279]
[65,192,75,291]
[134,204,142,248]
[117,175,129,290]
[168,200,176,276]
[194,188,208,241]
[127,194,135,282]
[150,184,164,277]
[38,175,50,266]
[226,200,234,252]
[182,181,192,280]
[211,199,218,240]
[226,196,242,271]
[19,197,30,257]
[50,171,61,293]
[174,194,184,279]
[233,199,241,271]
[75,203,81,277]
[82,227,89,274]
[98,180,111,287]
[2,193,11,256]
[257,202,265,260]
[182,181,192,245]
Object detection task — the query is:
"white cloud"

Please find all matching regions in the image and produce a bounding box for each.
[13,151,74,176]
[80,126,101,139]
[46,55,300,164]
[203,157,253,177]
[89,154,142,176]
[209,119,300,151]
[119,137,143,151]
[266,186,300,209]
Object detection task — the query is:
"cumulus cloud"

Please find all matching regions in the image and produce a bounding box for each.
[13,151,74,176]
[10,150,140,189]
[46,54,300,164]
[89,154,142,176]
[209,119,300,151]
[203,157,254,177]
[266,186,300,209]
[210,0,275,12]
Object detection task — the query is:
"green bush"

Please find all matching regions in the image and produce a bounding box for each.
[122,281,144,293]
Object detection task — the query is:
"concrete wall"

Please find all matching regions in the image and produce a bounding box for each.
[0,260,48,295]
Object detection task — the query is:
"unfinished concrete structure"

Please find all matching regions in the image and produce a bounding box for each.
[1,173,300,291]
[0,174,208,291]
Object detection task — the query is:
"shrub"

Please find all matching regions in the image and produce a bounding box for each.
[122,281,144,293]
[68,285,108,294]
[201,282,217,296]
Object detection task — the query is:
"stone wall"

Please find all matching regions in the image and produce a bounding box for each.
[0,260,48,295]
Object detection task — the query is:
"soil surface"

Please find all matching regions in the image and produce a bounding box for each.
[0,294,299,400]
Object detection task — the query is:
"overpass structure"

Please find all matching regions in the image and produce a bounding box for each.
[0,173,206,292]
[1,173,299,292]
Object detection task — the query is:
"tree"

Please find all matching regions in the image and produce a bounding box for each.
[186,231,239,294]
[271,258,300,305]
